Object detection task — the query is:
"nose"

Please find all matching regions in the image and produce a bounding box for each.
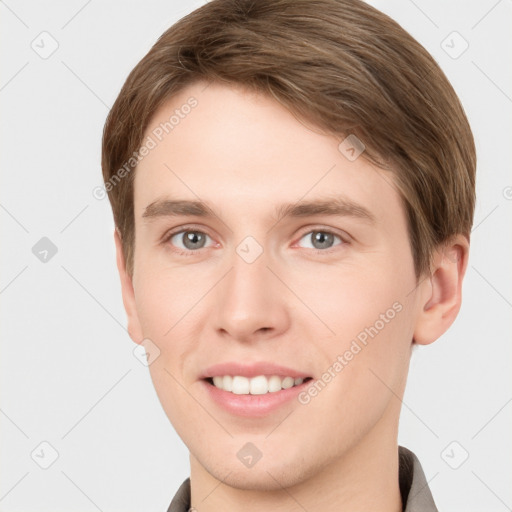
[212,249,291,343]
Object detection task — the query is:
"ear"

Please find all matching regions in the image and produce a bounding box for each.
[413,234,470,345]
[114,228,144,344]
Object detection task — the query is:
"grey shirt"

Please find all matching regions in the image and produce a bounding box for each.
[166,445,438,512]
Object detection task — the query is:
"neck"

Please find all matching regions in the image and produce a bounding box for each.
[189,409,403,512]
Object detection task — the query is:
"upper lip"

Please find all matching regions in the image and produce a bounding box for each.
[200,361,312,379]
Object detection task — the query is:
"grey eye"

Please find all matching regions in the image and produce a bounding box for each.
[170,230,211,250]
[298,230,342,250]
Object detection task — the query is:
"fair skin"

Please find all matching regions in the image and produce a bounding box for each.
[115,81,469,512]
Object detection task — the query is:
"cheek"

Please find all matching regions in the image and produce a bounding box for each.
[295,261,414,416]
[287,253,408,339]
[294,303,412,454]
[133,261,204,335]
[132,263,209,408]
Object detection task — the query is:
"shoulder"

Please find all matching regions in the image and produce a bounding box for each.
[399,445,438,512]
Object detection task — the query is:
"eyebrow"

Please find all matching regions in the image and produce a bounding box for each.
[142,197,376,224]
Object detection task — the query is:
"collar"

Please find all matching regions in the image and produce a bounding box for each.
[166,445,438,512]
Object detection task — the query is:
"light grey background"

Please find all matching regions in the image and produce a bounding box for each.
[1,0,511,511]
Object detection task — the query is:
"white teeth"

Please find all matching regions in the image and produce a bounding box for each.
[281,376,294,389]
[249,375,268,395]
[223,375,233,392]
[232,376,250,394]
[268,375,282,393]
[210,375,308,394]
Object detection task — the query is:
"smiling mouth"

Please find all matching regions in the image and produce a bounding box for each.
[204,375,314,395]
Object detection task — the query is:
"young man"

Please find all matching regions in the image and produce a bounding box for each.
[101,1,476,510]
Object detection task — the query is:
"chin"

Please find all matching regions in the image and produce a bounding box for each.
[200,450,324,492]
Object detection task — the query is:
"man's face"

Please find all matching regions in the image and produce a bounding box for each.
[124,81,424,489]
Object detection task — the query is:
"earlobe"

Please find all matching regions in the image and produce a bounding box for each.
[114,229,144,344]
[412,235,470,345]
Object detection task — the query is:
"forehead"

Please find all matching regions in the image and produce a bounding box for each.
[133,81,403,227]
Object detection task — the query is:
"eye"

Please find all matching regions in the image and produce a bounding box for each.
[166,229,214,253]
[296,229,345,251]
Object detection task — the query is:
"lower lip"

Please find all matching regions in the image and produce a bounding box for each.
[201,379,312,418]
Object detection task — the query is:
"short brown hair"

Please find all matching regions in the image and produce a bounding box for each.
[101,0,476,279]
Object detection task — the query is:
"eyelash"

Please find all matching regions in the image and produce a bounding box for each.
[161,225,349,257]
[161,225,215,257]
